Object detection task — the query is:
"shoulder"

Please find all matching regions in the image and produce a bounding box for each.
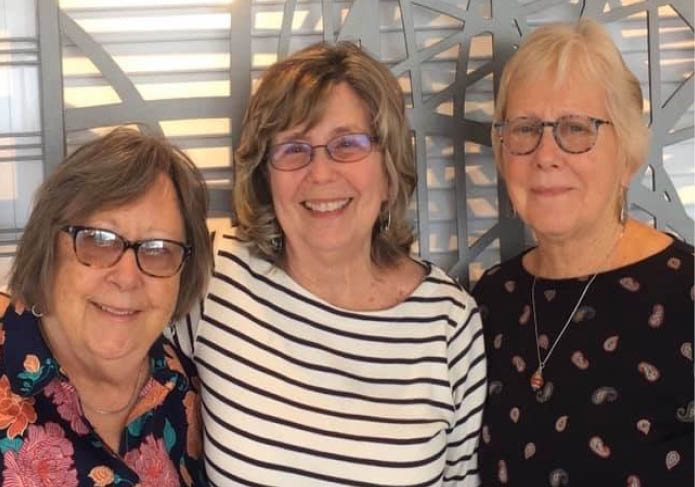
[420,261,475,305]
[210,224,275,278]
[472,251,527,300]
[157,336,199,383]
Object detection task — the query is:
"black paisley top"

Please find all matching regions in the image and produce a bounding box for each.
[473,239,694,487]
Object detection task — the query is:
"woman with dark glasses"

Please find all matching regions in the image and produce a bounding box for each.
[0,128,211,485]
[173,42,486,486]
[473,19,693,485]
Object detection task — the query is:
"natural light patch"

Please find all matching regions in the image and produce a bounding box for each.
[63,53,229,75]
[73,14,230,33]
[64,85,121,108]
[252,53,278,67]
[468,197,497,218]
[61,0,234,8]
[159,118,230,137]
[0,163,14,201]
[181,147,232,167]
[254,10,309,30]
[138,80,230,100]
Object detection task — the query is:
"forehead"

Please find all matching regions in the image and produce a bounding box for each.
[273,82,372,141]
[506,67,607,118]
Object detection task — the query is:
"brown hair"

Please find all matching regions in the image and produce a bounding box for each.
[9,127,212,321]
[234,41,416,267]
[492,19,648,178]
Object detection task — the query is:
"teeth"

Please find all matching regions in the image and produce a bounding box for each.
[95,303,136,316]
[303,199,349,213]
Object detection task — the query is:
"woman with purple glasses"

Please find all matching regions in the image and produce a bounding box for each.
[473,19,693,486]
[173,41,487,486]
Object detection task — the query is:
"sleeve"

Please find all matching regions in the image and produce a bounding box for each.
[166,299,203,359]
[444,292,487,486]
[164,230,219,358]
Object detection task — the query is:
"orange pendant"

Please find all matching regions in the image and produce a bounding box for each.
[530,368,544,391]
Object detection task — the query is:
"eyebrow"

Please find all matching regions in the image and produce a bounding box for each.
[274,125,369,144]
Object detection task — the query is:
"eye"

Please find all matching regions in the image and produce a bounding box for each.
[561,117,593,135]
[272,142,309,159]
[509,119,539,135]
[139,240,170,256]
[83,229,119,247]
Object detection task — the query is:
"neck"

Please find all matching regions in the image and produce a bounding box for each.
[530,220,625,279]
[38,319,146,391]
[284,243,384,308]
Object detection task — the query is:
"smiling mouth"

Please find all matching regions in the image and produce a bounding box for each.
[302,198,351,213]
[532,187,571,196]
[92,301,139,316]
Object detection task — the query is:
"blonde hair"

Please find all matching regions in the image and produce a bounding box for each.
[234,41,416,267]
[9,127,212,321]
[492,19,648,178]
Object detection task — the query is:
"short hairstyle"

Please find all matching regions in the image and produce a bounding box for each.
[492,19,648,178]
[234,41,416,267]
[9,127,212,321]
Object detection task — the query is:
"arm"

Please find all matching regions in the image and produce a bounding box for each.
[444,294,487,486]
[165,299,203,359]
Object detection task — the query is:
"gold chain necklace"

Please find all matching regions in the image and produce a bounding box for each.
[78,359,147,416]
[529,227,624,391]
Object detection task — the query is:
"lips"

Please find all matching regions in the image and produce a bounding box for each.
[91,301,139,316]
[302,198,351,213]
[531,186,572,197]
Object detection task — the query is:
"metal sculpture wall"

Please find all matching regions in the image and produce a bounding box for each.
[8,0,695,284]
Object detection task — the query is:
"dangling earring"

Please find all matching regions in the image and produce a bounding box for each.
[380,210,392,234]
[270,234,283,253]
[31,305,43,318]
[619,186,628,225]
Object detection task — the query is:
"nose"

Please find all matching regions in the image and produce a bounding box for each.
[107,248,143,290]
[532,127,562,169]
[306,146,336,182]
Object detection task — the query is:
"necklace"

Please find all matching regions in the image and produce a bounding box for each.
[78,359,148,416]
[529,227,624,392]
[38,321,149,416]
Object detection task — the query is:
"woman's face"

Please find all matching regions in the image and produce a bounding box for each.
[268,82,389,261]
[501,69,630,242]
[47,173,184,365]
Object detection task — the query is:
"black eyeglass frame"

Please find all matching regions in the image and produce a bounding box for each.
[61,225,192,278]
[493,115,612,156]
[266,133,379,171]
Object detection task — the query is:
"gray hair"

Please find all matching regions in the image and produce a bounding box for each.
[9,127,212,321]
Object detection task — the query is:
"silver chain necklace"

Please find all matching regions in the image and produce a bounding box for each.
[530,274,598,391]
[529,227,624,391]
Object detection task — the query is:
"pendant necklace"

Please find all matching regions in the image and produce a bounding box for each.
[529,227,624,391]
[530,274,597,391]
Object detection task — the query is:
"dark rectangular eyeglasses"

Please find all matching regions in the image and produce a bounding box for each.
[62,225,191,278]
[267,133,378,171]
[494,115,611,155]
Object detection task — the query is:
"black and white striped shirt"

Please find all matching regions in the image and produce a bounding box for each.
[173,228,486,486]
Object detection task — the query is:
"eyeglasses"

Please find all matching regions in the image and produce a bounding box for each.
[62,225,191,278]
[493,115,611,155]
[267,133,378,171]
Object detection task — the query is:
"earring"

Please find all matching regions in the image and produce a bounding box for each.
[270,234,283,252]
[31,305,43,318]
[619,187,628,225]
[380,210,392,234]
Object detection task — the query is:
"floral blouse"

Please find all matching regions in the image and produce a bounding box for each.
[0,306,207,487]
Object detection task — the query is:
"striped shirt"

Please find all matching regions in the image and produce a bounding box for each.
[173,228,486,486]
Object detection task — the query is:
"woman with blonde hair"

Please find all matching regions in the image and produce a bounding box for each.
[473,19,693,485]
[174,41,487,486]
